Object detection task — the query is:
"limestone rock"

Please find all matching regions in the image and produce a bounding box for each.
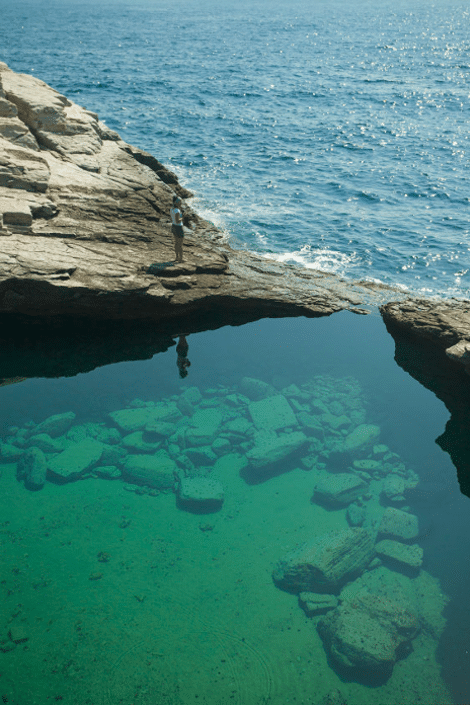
[34,411,76,438]
[47,438,103,480]
[248,394,297,432]
[375,540,423,571]
[177,476,224,513]
[0,442,23,461]
[186,408,223,446]
[123,450,176,489]
[213,453,248,475]
[17,446,47,490]
[346,503,366,527]
[382,473,406,502]
[343,424,380,452]
[299,592,338,617]
[0,62,396,322]
[122,431,161,453]
[272,528,375,594]
[109,404,181,432]
[318,592,420,678]
[240,376,276,401]
[246,429,307,469]
[313,473,367,507]
[144,421,176,437]
[379,507,419,541]
[94,465,121,479]
[26,433,63,453]
[211,437,231,456]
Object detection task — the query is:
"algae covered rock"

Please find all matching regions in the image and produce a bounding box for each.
[34,411,76,438]
[313,473,367,507]
[299,592,338,617]
[375,540,423,572]
[318,592,420,678]
[343,424,380,452]
[47,438,104,480]
[123,450,176,489]
[109,403,181,432]
[379,507,419,541]
[177,476,224,513]
[186,408,223,446]
[248,394,297,432]
[246,429,308,469]
[240,376,277,401]
[17,446,47,490]
[272,528,375,594]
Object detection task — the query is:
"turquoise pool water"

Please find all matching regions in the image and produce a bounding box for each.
[0,311,468,705]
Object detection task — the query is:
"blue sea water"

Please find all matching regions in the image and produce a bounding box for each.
[2,0,469,298]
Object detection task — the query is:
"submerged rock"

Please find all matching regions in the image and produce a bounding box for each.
[34,411,76,438]
[47,438,103,480]
[17,446,47,490]
[343,424,380,452]
[378,507,419,541]
[375,540,423,573]
[318,592,420,679]
[313,473,367,507]
[246,429,308,470]
[272,528,375,594]
[248,394,297,432]
[299,592,338,617]
[240,376,277,401]
[123,450,176,489]
[177,476,224,513]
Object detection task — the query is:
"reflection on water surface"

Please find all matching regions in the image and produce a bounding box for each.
[0,311,468,705]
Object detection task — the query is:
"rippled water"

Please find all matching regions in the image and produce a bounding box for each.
[2,0,470,297]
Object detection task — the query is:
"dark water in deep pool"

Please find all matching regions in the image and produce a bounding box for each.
[0,311,469,704]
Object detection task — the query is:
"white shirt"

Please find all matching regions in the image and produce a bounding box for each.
[170,207,182,226]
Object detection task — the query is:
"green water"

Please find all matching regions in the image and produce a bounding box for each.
[0,311,468,705]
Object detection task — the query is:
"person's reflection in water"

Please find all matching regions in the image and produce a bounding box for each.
[175,335,191,378]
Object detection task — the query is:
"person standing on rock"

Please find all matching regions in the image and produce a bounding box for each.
[170,195,185,263]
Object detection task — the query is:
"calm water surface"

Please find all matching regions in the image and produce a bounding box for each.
[0,313,469,704]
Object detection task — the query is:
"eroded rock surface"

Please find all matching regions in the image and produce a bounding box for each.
[0,62,396,321]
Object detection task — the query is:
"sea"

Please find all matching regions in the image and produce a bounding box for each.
[1,1,470,704]
[2,0,470,298]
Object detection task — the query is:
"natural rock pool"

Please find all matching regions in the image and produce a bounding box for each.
[0,311,468,705]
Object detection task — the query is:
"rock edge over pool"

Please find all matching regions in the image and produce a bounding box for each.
[0,62,398,321]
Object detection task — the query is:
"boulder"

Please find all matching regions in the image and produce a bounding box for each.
[122,431,161,453]
[0,442,23,461]
[185,408,223,446]
[34,411,76,438]
[17,446,47,490]
[211,437,231,456]
[47,438,103,480]
[248,394,297,432]
[379,507,419,541]
[94,465,121,479]
[240,377,277,401]
[110,404,181,432]
[343,424,380,452]
[382,474,406,502]
[375,540,423,572]
[313,473,367,507]
[123,450,176,489]
[299,592,338,617]
[272,528,375,594]
[246,429,308,469]
[177,476,224,513]
[26,433,63,453]
[318,593,420,678]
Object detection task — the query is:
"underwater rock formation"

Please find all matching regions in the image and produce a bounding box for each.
[272,528,376,594]
[317,592,420,679]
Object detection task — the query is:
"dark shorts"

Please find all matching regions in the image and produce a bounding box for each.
[172,224,184,238]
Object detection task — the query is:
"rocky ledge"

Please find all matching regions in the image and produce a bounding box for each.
[0,61,394,322]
